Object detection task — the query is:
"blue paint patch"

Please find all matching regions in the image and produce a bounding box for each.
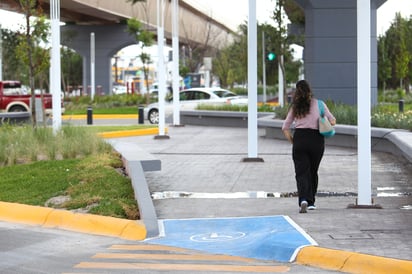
[146,215,317,262]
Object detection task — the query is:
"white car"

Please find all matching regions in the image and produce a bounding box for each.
[112,85,127,95]
[144,87,248,124]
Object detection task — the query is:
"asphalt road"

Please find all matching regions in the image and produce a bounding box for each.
[1,221,343,274]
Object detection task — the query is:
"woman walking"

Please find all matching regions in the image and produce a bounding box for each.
[282,80,336,213]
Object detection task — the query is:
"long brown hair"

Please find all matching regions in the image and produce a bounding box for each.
[292,80,313,118]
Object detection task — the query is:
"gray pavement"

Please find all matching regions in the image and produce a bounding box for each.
[118,125,412,263]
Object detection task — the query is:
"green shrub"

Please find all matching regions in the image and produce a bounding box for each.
[0,125,112,166]
[64,93,149,113]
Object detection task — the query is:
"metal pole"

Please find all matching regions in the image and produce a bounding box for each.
[244,0,262,162]
[90,32,95,101]
[50,0,62,133]
[156,0,167,137]
[278,55,284,107]
[357,0,372,206]
[262,31,266,104]
[172,0,180,125]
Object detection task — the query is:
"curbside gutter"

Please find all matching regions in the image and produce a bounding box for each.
[297,246,412,274]
[0,201,146,240]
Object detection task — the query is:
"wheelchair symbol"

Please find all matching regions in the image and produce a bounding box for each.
[190,232,246,242]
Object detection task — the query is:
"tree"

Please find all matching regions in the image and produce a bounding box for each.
[283,0,305,46]
[382,13,411,93]
[1,29,26,81]
[127,0,157,104]
[16,0,50,126]
[180,11,225,80]
[126,18,154,104]
[212,20,301,90]
[212,23,247,88]
[272,0,288,104]
[61,47,82,95]
[377,36,391,91]
[259,23,300,86]
[404,17,412,94]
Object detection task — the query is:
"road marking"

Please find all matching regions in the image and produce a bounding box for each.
[93,252,257,262]
[147,216,317,262]
[72,244,290,273]
[75,262,289,272]
[108,243,189,251]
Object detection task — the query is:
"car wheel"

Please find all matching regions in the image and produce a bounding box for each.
[9,105,27,112]
[148,109,159,124]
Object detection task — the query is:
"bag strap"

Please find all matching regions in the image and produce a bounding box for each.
[318,100,325,117]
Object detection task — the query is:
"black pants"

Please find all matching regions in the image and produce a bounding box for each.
[292,129,325,206]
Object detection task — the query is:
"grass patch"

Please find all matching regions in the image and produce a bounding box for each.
[0,153,139,219]
[0,125,140,219]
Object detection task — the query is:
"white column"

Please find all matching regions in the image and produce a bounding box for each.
[172,0,180,125]
[247,0,258,159]
[50,0,62,133]
[357,0,372,205]
[278,55,284,107]
[90,32,95,101]
[157,0,166,136]
[262,32,266,104]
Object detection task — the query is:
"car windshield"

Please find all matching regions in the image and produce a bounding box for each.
[213,89,238,98]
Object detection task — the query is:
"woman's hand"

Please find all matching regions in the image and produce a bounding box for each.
[282,129,293,144]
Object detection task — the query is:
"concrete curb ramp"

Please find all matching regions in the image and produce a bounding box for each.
[297,246,412,274]
[0,201,146,241]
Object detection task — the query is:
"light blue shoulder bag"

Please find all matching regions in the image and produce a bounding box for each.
[318,100,335,137]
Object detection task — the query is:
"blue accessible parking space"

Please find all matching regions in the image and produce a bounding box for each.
[146,215,317,262]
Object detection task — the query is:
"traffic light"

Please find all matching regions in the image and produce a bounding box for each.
[267,52,276,61]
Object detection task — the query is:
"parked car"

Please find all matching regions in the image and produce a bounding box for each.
[0,80,64,114]
[144,87,248,124]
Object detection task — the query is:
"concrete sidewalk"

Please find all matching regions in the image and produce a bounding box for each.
[116,125,412,272]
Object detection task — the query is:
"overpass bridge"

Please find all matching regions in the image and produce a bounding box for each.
[0,0,237,94]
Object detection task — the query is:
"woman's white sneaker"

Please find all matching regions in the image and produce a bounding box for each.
[299,201,308,213]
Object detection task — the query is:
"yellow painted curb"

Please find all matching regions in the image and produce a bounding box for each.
[0,202,146,241]
[296,246,412,274]
[0,201,54,225]
[98,127,168,138]
[62,114,138,120]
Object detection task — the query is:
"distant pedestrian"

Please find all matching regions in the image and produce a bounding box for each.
[282,80,336,213]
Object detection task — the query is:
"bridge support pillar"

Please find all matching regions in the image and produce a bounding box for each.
[61,24,135,95]
[294,0,387,105]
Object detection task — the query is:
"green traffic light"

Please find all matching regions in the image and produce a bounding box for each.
[267,52,276,61]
